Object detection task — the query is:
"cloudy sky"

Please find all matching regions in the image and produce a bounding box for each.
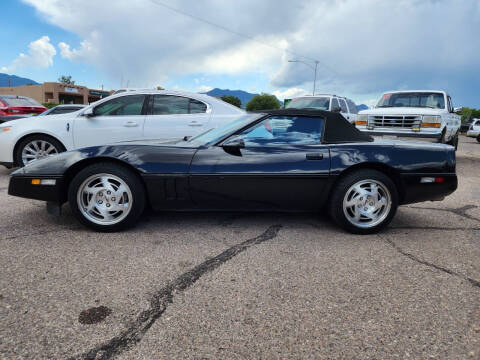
[1,0,480,106]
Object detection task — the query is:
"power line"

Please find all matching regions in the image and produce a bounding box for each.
[147,0,335,75]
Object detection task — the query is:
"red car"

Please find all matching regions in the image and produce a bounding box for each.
[0,95,47,116]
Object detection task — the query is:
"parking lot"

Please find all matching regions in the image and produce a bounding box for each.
[0,136,478,359]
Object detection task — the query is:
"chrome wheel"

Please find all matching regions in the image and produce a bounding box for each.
[21,140,58,165]
[77,173,133,226]
[343,179,392,229]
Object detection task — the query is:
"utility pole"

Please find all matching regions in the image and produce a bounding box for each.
[288,59,320,96]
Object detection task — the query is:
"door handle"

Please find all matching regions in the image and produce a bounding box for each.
[124,121,138,127]
[188,121,203,126]
[306,153,324,160]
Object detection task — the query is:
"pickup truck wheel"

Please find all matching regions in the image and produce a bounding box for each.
[68,162,146,232]
[329,169,398,234]
[15,135,66,167]
[448,133,459,151]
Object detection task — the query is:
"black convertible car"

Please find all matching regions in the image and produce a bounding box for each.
[8,109,457,234]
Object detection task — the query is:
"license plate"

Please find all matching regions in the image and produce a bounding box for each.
[382,135,397,139]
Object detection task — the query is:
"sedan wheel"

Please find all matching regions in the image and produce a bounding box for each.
[329,169,398,234]
[21,139,59,165]
[68,162,146,232]
[15,135,65,167]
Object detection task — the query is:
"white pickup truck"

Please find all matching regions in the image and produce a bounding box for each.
[356,90,462,149]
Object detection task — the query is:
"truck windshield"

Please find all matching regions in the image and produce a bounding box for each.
[286,97,330,111]
[376,92,445,109]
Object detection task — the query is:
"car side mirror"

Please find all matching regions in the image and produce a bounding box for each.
[332,106,342,113]
[454,107,463,114]
[83,108,94,117]
[221,136,245,156]
[222,136,245,148]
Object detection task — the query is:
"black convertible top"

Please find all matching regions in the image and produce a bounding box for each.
[254,109,373,143]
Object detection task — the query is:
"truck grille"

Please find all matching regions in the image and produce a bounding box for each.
[367,115,422,128]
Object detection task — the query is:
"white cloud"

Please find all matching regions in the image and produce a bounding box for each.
[272,87,308,101]
[2,35,56,73]
[197,85,213,93]
[21,0,480,105]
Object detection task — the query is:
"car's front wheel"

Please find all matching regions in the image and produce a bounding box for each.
[329,169,398,234]
[68,163,146,232]
[15,134,66,167]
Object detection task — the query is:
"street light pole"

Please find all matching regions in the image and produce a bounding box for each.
[288,59,320,96]
[313,61,318,96]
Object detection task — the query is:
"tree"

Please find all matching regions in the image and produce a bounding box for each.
[246,93,281,111]
[221,95,242,108]
[58,75,75,85]
[461,107,480,123]
[156,86,165,90]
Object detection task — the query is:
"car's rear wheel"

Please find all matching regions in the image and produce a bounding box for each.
[68,163,146,232]
[329,169,398,234]
[15,134,65,167]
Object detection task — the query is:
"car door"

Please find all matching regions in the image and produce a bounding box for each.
[73,94,146,148]
[189,115,331,210]
[142,95,211,141]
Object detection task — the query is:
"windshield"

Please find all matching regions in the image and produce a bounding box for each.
[188,114,262,146]
[376,92,445,109]
[286,97,330,110]
[1,96,42,107]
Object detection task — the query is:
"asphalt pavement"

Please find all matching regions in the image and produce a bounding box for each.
[0,136,479,359]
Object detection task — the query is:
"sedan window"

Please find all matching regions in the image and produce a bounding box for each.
[189,99,207,113]
[236,116,324,146]
[94,95,146,116]
[152,95,207,115]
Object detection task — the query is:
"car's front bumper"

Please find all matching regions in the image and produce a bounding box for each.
[466,130,479,138]
[8,174,67,203]
[357,128,443,140]
[400,173,457,205]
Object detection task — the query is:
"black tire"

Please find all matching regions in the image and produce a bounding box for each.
[68,162,146,232]
[328,169,399,235]
[447,133,459,151]
[477,135,480,143]
[438,129,447,144]
[14,134,66,167]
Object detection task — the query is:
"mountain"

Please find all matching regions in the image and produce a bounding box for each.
[356,104,369,111]
[0,73,39,87]
[202,88,259,108]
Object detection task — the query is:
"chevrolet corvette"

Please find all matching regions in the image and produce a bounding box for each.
[8,109,457,234]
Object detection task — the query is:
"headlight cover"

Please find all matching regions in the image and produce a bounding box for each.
[422,115,441,128]
[356,114,367,125]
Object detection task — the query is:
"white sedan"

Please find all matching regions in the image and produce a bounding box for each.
[466,118,480,142]
[0,90,245,168]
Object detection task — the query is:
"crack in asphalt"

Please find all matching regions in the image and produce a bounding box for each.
[70,224,283,360]
[381,236,480,289]
[405,204,480,222]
